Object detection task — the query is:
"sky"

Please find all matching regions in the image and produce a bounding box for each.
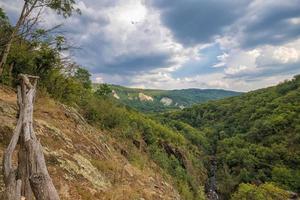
[1,0,300,91]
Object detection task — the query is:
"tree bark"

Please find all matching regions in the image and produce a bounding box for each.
[3,74,60,200]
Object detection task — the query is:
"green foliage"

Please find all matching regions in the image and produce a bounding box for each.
[74,68,92,89]
[232,183,289,200]
[163,76,300,198]
[0,8,9,27]
[272,167,300,191]
[95,84,112,96]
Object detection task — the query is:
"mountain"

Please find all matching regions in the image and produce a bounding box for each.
[94,84,241,112]
[160,75,300,199]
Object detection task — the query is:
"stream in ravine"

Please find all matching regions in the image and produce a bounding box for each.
[206,157,219,200]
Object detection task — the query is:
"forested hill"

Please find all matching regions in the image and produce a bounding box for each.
[94,84,241,112]
[161,75,300,199]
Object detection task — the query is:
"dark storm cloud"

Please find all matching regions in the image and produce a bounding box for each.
[150,0,250,46]
[241,1,300,48]
[88,52,173,74]
[151,0,300,49]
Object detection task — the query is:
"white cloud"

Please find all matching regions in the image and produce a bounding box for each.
[289,17,300,25]
[273,47,299,64]
[1,0,300,92]
[213,53,229,68]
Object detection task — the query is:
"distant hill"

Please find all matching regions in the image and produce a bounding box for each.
[94,84,241,112]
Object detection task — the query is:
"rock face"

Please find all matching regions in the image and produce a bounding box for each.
[138,93,153,101]
[179,105,185,109]
[160,97,173,106]
[0,86,181,200]
[112,90,120,99]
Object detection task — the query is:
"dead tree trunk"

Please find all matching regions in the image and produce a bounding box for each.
[3,74,60,200]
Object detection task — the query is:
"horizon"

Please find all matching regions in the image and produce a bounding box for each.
[1,0,300,92]
[94,75,298,93]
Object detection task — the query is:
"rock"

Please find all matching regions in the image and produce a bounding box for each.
[112,90,120,99]
[160,97,173,106]
[59,153,111,189]
[160,141,189,169]
[124,164,135,177]
[138,93,153,101]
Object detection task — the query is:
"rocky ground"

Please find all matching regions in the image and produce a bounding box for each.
[0,85,181,200]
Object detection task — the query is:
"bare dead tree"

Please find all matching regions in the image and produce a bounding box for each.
[3,74,60,200]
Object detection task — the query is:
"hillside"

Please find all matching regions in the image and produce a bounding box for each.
[161,75,300,199]
[0,86,186,199]
[94,84,241,113]
[0,84,212,200]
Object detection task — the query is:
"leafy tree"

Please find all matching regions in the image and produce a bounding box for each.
[74,68,92,89]
[272,167,300,192]
[232,183,289,200]
[0,0,80,76]
[95,84,112,97]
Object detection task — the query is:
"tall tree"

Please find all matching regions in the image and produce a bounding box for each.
[0,0,80,76]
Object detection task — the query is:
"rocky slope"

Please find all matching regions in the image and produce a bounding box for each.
[0,85,181,200]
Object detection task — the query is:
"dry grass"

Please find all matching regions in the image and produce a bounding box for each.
[0,86,180,200]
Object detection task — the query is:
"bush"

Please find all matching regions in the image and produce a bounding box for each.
[232,183,289,200]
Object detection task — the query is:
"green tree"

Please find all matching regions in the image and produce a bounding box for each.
[232,183,289,200]
[95,84,112,96]
[74,68,92,89]
[272,167,300,191]
[0,0,80,76]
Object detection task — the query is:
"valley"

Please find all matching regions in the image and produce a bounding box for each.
[160,75,300,199]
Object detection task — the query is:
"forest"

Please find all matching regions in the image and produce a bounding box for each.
[161,75,300,199]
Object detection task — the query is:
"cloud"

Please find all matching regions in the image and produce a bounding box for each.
[150,0,250,46]
[236,0,300,48]
[90,52,174,74]
[65,0,193,75]
[1,0,300,92]
[223,40,300,80]
[172,44,224,78]
[93,70,295,92]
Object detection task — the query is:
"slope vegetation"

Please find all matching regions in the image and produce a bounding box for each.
[162,75,300,199]
[0,84,211,200]
[0,86,183,200]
